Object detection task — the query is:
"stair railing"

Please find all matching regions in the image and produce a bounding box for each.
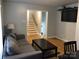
[32,14,38,27]
[32,14,39,34]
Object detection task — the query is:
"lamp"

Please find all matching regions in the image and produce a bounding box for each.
[7,24,15,30]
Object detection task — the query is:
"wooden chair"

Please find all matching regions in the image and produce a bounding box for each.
[59,41,77,59]
[64,41,77,55]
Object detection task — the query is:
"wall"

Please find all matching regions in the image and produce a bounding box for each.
[56,3,78,41]
[36,11,42,33]
[3,2,27,34]
[0,2,3,59]
[47,8,57,38]
[3,2,48,34]
[75,2,79,50]
[3,1,57,38]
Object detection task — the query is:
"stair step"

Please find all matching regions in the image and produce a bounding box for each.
[27,26,35,28]
[29,22,34,24]
[28,30,36,31]
[28,24,35,26]
[27,33,40,35]
[28,25,35,27]
[27,29,35,30]
[28,30,36,32]
[28,27,35,28]
[28,32,37,33]
[29,21,34,23]
[29,23,34,25]
[28,33,38,35]
[28,26,36,28]
[28,27,35,29]
[27,18,38,35]
[27,29,36,31]
[28,29,36,31]
[28,32,37,34]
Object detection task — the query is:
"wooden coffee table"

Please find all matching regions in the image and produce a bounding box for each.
[32,39,57,58]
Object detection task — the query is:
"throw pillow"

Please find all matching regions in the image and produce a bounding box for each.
[6,35,20,56]
[10,33,16,39]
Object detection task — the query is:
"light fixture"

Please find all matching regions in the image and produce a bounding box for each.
[7,24,15,29]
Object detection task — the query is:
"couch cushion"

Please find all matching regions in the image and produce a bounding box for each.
[4,35,21,56]
[17,39,29,46]
[19,45,35,53]
[3,51,42,59]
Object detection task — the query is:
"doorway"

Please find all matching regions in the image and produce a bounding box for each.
[27,10,48,44]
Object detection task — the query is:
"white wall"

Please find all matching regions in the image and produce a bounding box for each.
[75,2,79,50]
[47,8,57,38]
[3,2,27,34]
[3,1,57,38]
[3,1,78,41]
[56,3,78,41]
[36,11,42,33]
[0,2,3,59]
[3,2,48,34]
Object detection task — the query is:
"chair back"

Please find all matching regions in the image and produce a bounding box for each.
[64,41,77,54]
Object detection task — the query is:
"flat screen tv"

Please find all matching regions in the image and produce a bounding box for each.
[61,7,78,22]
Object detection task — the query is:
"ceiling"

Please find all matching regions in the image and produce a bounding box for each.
[5,0,78,7]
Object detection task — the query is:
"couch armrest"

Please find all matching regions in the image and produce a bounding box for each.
[4,51,42,59]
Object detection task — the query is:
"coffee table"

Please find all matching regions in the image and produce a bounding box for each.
[32,39,57,58]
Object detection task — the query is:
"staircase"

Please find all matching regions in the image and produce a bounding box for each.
[27,19,38,35]
[27,15,41,44]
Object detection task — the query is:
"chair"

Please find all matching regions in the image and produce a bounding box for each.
[59,41,77,59]
[64,41,77,55]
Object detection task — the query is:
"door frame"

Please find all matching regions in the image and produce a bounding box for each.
[26,9,48,40]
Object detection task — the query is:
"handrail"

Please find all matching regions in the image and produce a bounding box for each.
[32,14,38,27]
[31,14,40,34]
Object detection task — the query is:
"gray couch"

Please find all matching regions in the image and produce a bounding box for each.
[3,35,42,59]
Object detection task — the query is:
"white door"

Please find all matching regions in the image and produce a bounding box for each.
[41,11,48,39]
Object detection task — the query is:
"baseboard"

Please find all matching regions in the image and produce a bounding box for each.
[47,36,56,39]
[55,36,70,42]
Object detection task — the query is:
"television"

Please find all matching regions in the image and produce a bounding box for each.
[61,7,78,22]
